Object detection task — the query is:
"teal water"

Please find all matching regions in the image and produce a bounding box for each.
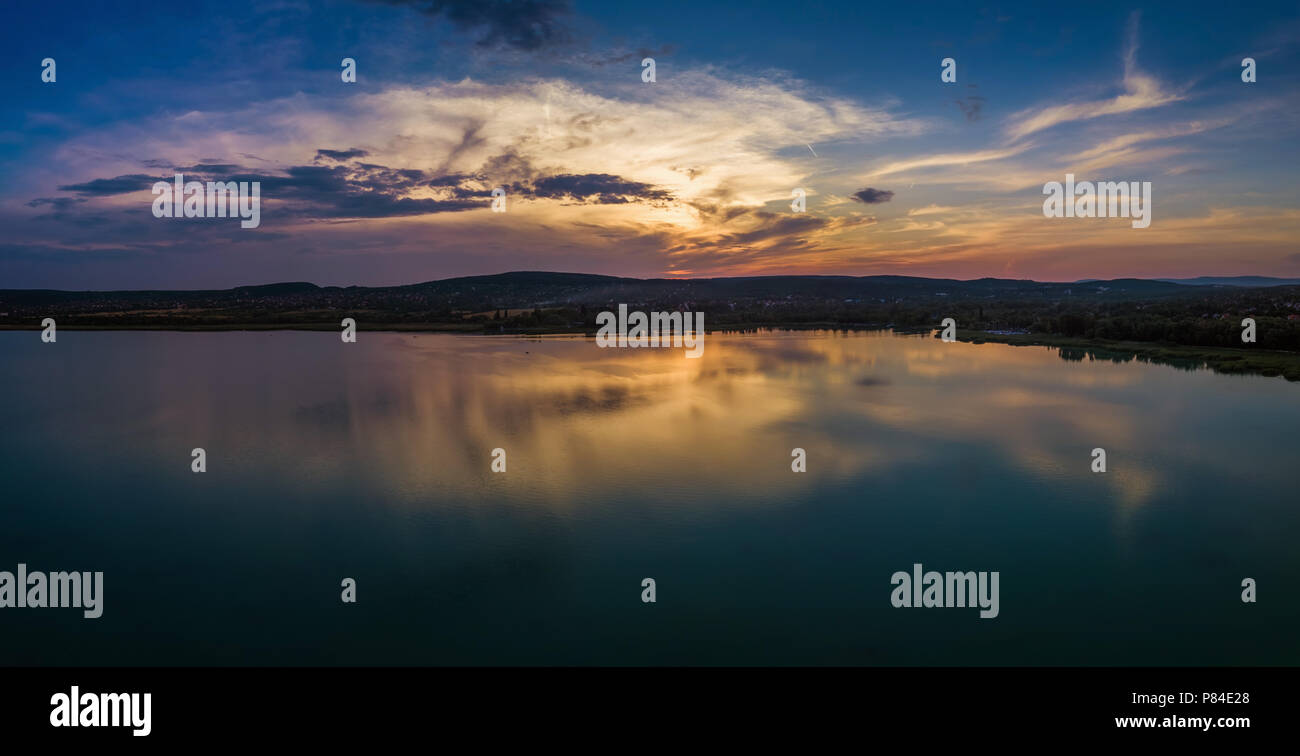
[0,329,1295,665]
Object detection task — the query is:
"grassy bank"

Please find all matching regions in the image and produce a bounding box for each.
[954,330,1300,381]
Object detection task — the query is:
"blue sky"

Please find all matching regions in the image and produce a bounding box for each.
[2,0,1298,288]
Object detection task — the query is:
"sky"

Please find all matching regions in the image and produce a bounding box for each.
[1,0,1298,289]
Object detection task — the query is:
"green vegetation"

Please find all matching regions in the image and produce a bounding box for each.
[954,331,1300,381]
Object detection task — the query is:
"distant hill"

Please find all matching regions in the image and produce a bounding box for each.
[1154,276,1300,287]
[3,271,1299,367]
[230,282,322,295]
[0,271,1266,313]
[3,271,1298,337]
[388,271,1193,303]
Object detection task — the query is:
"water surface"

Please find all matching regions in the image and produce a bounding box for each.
[0,329,1295,665]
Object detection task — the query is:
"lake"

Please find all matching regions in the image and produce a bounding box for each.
[0,329,1295,665]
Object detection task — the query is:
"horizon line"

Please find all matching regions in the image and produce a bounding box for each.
[4,271,1300,294]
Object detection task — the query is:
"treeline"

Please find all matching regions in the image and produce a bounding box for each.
[666,296,1300,351]
[4,274,1298,352]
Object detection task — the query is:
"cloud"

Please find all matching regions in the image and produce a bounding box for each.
[653,208,880,275]
[907,204,957,216]
[852,188,894,204]
[48,154,675,221]
[368,0,573,51]
[25,196,90,221]
[1002,12,1182,142]
[316,148,371,162]
[1064,116,1239,168]
[864,146,1028,179]
[521,173,673,204]
[27,197,86,210]
[12,68,924,279]
[57,174,157,196]
[175,163,243,175]
[35,71,920,219]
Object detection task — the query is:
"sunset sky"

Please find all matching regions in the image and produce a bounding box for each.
[2,0,1298,289]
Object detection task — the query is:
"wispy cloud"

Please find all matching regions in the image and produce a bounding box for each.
[1002,12,1183,142]
[864,146,1030,179]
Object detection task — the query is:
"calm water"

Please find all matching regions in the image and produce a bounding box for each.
[0,329,1296,665]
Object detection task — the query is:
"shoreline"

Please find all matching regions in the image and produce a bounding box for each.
[953,330,1300,381]
[3,322,1296,381]
[0,321,906,334]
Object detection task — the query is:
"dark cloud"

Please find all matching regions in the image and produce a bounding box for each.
[438,121,488,173]
[669,210,878,254]
[230,163,487,218]
[50,161,482,222]
[314,193,483,218]
[660,212,877,272]
[57,174,157,196]
[26,197,95,223]
[47,149,673,223]
[428,173,475,187]
[479,148,538,184]
[852,188,895,204]
[175,164,242,175]
[27,197,86,211]
[369,0,572,51]
[688,201,751,224]
[717,212,839,245]
[521,173,672,204]
[316,148,370,162]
